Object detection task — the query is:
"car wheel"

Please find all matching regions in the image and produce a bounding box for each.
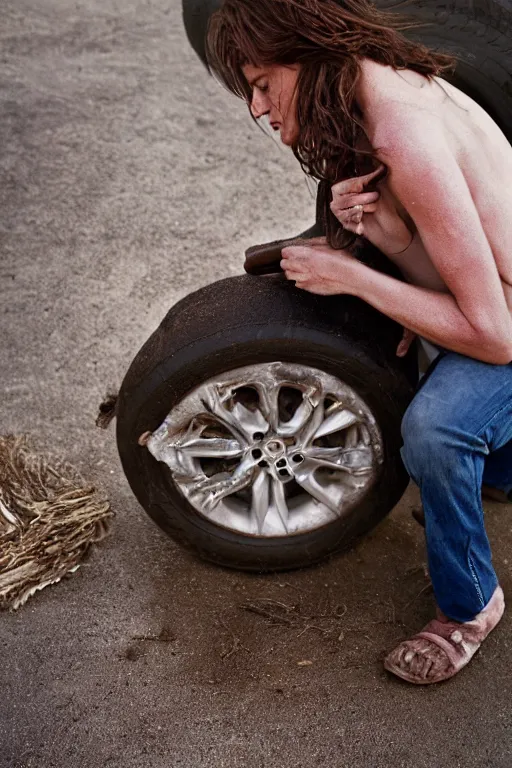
[116,274,416,571]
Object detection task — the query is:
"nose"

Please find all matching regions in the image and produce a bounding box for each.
[250,91,270,120]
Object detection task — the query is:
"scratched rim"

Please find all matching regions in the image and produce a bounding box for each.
[145,362,383,537]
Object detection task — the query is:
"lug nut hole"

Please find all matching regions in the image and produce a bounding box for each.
[252,448,263,459]
[253,432,264,440]
[292,454,304,463]
[258,460,269,468]
[279,469,289,477]
[276,459,286,468]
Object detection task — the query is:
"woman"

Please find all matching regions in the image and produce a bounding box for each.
[206,0,512,685]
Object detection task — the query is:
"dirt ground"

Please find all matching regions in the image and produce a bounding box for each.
[1,1,512,766]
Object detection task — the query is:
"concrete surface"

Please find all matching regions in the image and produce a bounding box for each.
[1,1,512,766]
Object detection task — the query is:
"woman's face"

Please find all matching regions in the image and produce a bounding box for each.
[242,63,300,146]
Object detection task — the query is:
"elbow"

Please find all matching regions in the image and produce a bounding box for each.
[490,345,512,365]
[478,333,512,365]
[468,312,512,364]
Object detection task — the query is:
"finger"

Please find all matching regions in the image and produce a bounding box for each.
[330,201,378,218]
[330,203,362,224]
[330,190,380,208]
[331,164,385,195]
[285,272,308,284]
[281,261,305,279]
[330,202,377,228]
[359,163,386,185]
[396,329,417,357]
[282,245,309,259]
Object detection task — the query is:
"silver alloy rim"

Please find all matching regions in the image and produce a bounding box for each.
[146,362,383,537]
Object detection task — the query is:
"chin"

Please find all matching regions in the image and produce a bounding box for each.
[281,130,299,147]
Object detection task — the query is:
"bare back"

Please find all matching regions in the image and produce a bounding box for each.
[359,61,512,309]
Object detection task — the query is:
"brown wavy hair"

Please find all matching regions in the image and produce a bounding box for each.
[206,0,457,249]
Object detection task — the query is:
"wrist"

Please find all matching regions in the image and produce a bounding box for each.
[346,257,372,299]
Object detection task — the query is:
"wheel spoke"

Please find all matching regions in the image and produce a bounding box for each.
[199,386,249,443]
[271,478,290,533]
[344,424,359,448]
[232,402,269,438]
[303,446,374,474]
[250,470,270,533]
[296,401,325,448]
[177,436,243,459]
[276,397,313,438]
[188,456,255,511]
[147,442,197,479]
[313,408,359,439]
[256,383,280,432]
[292,460,341,516]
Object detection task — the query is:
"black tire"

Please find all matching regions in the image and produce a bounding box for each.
[378,0,512,141]
[117,274,416,572]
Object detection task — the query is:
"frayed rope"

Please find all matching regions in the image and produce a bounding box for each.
[0,435,113,610]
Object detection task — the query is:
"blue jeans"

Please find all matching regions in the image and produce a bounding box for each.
[401,352,512,622]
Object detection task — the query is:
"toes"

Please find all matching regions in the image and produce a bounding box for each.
[422,658,434,679]
[411,652,428,679]
[388,640,453,681]
[394,644,421,676]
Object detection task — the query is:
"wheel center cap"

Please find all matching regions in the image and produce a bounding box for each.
[264,439,285,457]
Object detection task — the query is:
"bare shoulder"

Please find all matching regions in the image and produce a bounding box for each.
[371,114,451,189]
[370,100,446,154]
[358,60,446,149]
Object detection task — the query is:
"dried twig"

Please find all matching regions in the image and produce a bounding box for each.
[218,617,251,660]
[402,582,433,613]
[240,598,297,627]
[239,596,349,640]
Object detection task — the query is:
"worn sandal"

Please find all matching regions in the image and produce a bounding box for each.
[384,586,505,684]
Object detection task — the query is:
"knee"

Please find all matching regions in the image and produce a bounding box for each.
[401,395,447,478]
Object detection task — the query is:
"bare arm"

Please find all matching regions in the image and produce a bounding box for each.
[363,114,512,363]
[352,259,510,362]
[282,113,512,363]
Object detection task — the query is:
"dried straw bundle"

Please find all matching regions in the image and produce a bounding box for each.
[0,435,113,610]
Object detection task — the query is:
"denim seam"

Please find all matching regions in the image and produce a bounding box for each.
[466,447,489,612]
[467,550,485,610]
[475,400,512,445]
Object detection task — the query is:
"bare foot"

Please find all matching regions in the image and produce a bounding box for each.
[384,586,505,684]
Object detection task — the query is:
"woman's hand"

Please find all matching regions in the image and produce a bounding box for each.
[280,238,360,296]
[330,164,413,256]
[282,237,417,356]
